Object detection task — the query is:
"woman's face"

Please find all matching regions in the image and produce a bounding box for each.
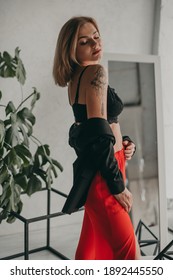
[76,22,102,66]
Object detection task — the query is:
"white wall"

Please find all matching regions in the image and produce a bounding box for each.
[158,0,173,199]
[0,0,158,235]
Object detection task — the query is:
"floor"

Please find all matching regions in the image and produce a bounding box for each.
[0,210,83,260]
[0,210,172,260]
[0,179,173,260]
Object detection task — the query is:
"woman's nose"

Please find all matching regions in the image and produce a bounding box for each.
[91,39,97,48]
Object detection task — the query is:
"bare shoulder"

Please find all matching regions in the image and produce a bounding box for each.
[84,64,108,90]
[84,64,108,119]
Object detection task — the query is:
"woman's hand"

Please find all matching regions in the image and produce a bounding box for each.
[123,140,136,160]
[114,188,133,212]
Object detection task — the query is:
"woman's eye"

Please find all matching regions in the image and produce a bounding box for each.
[80,41,88,45]
[94,32,100,38]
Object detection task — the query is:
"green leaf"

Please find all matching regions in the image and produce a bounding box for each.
[5,101,16,116]
[5,121,21,147]
[34,145,50,167]
[50,164,58,178]
[14,47,20,58]
[46,166,52,189]
[0,181,11,206]
[11,182,21,211]
[5,109,35,147]
[15,144,32,159]
[30,88,40,111]
[5,127,19,147]
[3,66,16,78]
[0,52,2,63]
[0,165,10,184]
[4,145,32,171]
[11,111,30,146]
[33,145,63,186]
[17,108,36,139]
[17,123,29,146]
[27,175,42,196]
[51,159,63,172]
[18,107,35,126]
[0,209,8,223]
[3,51,12,63]
[14,174,27,191]
[15,47,26,85]
[4,148,21,169]
[0,120,5,147]
[15,60,26,85]
[3,180,23,223]
[14,144,32,166]
[7,200,23,223]
[0,147,4,157]
[0,66,15,78]
[32,168,47,183]
[6,215,16,223]
[3,118,11,127]
[0,51,16,78]
[0,48,26,85]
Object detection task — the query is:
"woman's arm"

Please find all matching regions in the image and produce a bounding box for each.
[85,65,133,212]
[85,64,108,119]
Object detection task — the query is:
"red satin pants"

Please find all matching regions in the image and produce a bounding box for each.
[75,148,136,260]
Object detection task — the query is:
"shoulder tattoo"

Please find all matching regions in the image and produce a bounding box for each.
[90,67,106,116]
[90,66,106,90]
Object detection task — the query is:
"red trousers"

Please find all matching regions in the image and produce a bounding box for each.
[75,148,136,260]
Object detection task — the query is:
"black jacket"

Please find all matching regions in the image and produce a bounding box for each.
[62,118,126,214]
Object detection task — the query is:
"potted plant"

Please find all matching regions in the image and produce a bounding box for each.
[0,47,63,223]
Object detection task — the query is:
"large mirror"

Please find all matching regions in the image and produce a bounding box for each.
[102,53,167,256]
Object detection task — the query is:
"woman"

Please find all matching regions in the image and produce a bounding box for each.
[53,16,140,260]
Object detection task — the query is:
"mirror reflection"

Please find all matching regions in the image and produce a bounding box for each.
[107,59,159,255]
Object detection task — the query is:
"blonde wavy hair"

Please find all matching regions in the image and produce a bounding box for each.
[52,16,100,87]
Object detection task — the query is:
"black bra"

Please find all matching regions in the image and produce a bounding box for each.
[71,66,124,123]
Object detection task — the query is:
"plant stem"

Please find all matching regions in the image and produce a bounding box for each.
[15,91,35,112]
[30,135,42,146]
[20,83,24,104]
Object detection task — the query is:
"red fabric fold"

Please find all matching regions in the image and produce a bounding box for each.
[75,148,136,260]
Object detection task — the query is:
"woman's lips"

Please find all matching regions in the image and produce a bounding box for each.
[93,49,101,55]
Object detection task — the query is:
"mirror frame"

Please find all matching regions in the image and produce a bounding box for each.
[102,52,168,251]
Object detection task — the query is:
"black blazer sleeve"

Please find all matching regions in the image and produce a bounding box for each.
[90,136,125,194]
[73,118,125,195]
[63,118,125,214]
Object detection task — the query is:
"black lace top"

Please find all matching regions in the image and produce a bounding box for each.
[71,67,124,123]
